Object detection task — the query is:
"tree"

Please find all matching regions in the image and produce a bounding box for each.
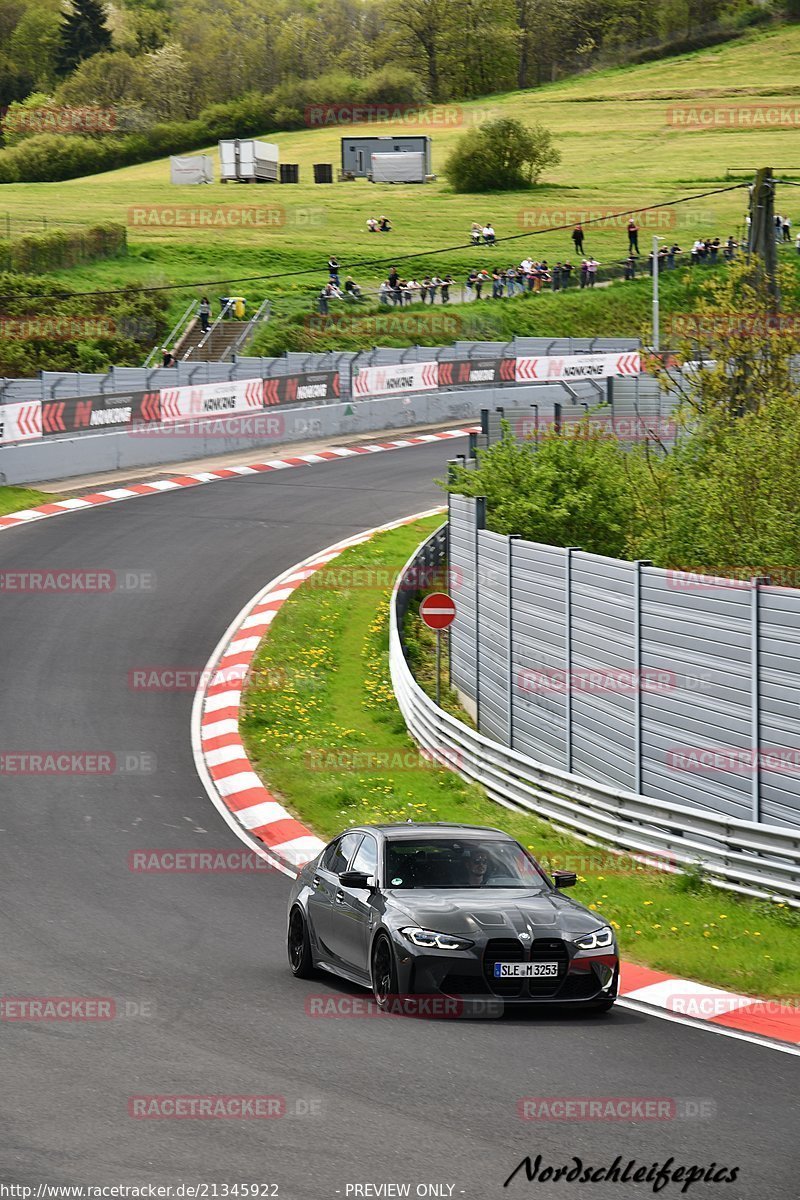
[442,421,636,557]
[8,2,62,92]
[56,0,113,76]
[444,116,560,192]
[383,0,454,101]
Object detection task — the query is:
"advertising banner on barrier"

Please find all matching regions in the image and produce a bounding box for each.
[0,400,43,444]
[42,393,141,434]
[263,371,340,407]
[160,378,264,422]
[353,361,438,398]
[515,352,640,383]
[131,391,162,424]
[438,358,516,387]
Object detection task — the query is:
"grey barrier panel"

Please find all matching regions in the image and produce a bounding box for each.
[476,530,509,745]
[510,541,568,771]
[449,494,478,704]
[758,586,800,827]
[639,571,753,821]
[570,554,637,792]
[448,499,800,827]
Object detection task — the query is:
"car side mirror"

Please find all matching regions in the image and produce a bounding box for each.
[339,870,373,889]
[552,870,577,888]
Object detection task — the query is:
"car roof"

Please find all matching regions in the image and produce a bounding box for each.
[350,823,512,841]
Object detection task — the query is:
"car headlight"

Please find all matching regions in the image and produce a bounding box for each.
[574,926,615,950]
[400,927,474,950]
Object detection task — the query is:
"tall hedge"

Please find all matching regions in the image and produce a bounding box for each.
[0,223,126,272]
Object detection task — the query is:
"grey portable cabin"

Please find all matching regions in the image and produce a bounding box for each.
[341,135,432,178]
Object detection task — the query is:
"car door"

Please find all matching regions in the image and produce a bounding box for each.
[327,833,379,976]
[306,833,361,958]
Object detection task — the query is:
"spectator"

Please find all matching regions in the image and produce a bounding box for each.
[796,231,800,254]
[627,219,639,255]
[561,260,573,288]
[690,238,704,265]
[327,256,341,285]
[551,262,562,292]
[491,268,504,299]
[466,268,478,297]
[775,214,783,243]
[579,258,589,288]
[667,243,682,268]
[317,288,329,315]
[572,223,585,254]
[483,223,496,245]
[441,274,454,303]
[623,255,636,280]
[198,295,211,334]
[429,275,442,304]
[709,238,720,265]
[366,217,379,233]
[586,257,599,287]
[161,347,176,367]
[378,280,391,305]
[344,276,362,300]
[470,222,482,245]
[378,215,392,232]
[506,265,519,295]
[388,266,400,291]
[474,270,489,299]
[520,256,533,274]
[783,215,792,243]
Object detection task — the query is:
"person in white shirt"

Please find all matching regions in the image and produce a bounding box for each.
[520,257,533,273]
[483,224,496,245]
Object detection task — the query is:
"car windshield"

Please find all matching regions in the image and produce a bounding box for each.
[384,838,548,890]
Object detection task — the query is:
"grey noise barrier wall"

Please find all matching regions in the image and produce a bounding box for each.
[448,493,800,831]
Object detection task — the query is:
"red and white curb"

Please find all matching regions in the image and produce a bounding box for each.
[191,518,800,1053]
[191,508,445,878]
[0,427,476,534]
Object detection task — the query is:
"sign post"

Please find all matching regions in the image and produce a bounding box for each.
[420,593,457,707]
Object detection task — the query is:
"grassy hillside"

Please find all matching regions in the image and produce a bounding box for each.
[2,24,799,335]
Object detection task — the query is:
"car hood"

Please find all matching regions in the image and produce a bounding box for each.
[386,888,605,940]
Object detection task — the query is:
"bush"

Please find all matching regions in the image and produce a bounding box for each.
[0,224,126,273]
[445,117,560,192]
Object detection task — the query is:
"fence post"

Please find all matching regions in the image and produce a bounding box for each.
[634,559,652,794]
[507,534,520,749]
[564,546,580,772]
[750,576,767,822]
[475,497,486,731]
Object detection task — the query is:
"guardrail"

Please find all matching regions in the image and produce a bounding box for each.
[222,299,271,361]
[144,301,197,368]
[390,527,800,906]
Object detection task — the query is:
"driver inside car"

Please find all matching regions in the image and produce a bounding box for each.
[461,847,492,887]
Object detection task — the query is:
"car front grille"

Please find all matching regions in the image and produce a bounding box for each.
[483,936,569,998]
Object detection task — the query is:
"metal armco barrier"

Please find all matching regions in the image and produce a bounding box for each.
[390,529,800,905]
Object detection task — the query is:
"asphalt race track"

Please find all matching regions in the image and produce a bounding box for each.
[0,439,797,1199]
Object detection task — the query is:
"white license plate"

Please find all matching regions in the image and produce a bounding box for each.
[493,961,559,979]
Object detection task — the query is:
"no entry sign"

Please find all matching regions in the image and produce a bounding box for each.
[420,593,457,630]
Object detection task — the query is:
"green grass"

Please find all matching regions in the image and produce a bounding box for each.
[0,485,58,515]
[239,515,800,1000]
[2,23,800,337]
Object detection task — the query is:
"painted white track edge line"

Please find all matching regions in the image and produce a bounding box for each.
[617,998,800,1056]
